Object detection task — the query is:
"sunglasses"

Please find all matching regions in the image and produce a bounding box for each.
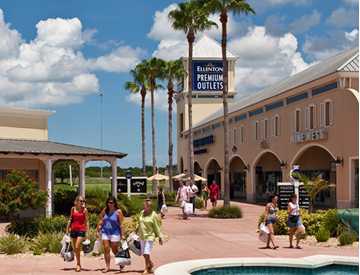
[79,200,86,203]
[107,201,114,204]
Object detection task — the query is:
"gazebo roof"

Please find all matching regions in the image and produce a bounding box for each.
[0,139,126,158]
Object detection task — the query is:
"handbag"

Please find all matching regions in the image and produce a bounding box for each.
[115,240,131,266]
[127,232,142,256]
[259,223,269,243]
[184,202,193,215]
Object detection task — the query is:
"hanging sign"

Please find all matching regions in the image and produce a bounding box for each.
[192,60,224,91]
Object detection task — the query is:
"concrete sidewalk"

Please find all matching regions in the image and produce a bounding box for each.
[0,202,357,274]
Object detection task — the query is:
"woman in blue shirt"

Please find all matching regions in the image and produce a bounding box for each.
[97,196,124,273]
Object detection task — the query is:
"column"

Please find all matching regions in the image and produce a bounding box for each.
[111,159,118,198]
[79,159,86,198]
[44,159,53,218]
[246,166,255,202]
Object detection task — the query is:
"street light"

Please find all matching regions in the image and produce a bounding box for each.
[99,91,104,178]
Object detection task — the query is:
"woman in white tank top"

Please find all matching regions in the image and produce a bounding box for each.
[287,193,305,249]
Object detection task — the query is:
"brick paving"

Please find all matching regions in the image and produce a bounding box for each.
[0,202,357,274]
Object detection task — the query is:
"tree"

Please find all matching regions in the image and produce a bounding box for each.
[0,170,47,219]
[200,0,254,207]
[293,172,332,213]
[53,160,79,184]
[142,58,166,193]
[169,1,216,185]
[163,59,187,192]
[125,62,149,176]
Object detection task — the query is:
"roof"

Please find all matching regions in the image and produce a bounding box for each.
[0,139,127,158]
[194,47,359,128]
[0,106,54,117]
[185,35,236,59]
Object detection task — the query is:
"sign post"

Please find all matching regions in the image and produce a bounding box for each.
[126,171,132,198]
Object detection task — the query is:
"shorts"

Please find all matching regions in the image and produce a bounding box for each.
[70,231,85,238]
[265,216,277,225]
[101,233,121,242]
[140,240,153,255]
[288,215,302,228]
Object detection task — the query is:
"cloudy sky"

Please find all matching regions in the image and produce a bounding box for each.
[0,0,358,167]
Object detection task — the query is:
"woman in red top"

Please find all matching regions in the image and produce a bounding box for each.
[66,195,89,272]
[209,180,220,208]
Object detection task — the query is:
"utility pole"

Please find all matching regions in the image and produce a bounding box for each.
[99,91,104,178]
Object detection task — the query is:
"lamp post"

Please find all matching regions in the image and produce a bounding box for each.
[99,91,104,178]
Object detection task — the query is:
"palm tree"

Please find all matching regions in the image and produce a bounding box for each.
[169,1,216,185]
[124,62,148,176]
[200,0,254,207]
[163,59,187,192]
[142,58,166,188]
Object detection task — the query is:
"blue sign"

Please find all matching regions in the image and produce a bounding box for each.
[192,60,224,91]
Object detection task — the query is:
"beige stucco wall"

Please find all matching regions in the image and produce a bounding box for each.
[177,72,359,208]
[0,114,49,140]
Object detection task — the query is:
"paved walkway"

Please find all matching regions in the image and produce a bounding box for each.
[0,202,358,274]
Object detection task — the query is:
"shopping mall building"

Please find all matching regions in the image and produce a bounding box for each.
[176,36,358,208]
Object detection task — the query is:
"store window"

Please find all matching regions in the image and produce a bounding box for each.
[325,101,331,126]
[274,115,280,137]
[255,121,260,140]
[179,112,184,133]
[309,105,315,130]
[240,126,245,144]
[264,119,269,139]
[295,109,301,132]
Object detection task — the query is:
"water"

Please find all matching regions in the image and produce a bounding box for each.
[192,264,359,275]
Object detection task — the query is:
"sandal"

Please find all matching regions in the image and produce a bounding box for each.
[75,265,81,272]
[273,245,279,249]
[296,246,302,249]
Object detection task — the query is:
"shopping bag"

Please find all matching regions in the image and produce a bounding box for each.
[184,202,193,215]
[296,224,306,240]
[82,239,92,255]
[259,223,269,243]
[115,240,131,266]
[127,232,142,256]
[161,204,168,214]
[92,239,102,255]
[60,234,71,257]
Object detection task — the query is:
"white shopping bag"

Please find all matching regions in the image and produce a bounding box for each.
[127,232,141,256]
[184,202,193,215]
[115,240,131,266]
[60,234,71,257]
[92,239,102,255]
[161,204,168,214]
[259,223,269,243]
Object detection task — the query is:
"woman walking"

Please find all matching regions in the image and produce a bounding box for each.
[209,180,219,208]
[202,184,209,209]
[97,196,124,273]
[138,199,163,274]
[176,181,190,219]
[288,193,305,249]
[66,196,89,272]
[264,194,279,249]
[157,186,166,218]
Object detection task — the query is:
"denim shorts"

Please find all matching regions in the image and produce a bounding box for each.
[265,216,277,225]
[70,231,85,238]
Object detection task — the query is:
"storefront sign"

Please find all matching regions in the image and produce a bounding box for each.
[192,60,224,91]
[277,182,309,209]
[117,177,147,193]
[293,128,328,143]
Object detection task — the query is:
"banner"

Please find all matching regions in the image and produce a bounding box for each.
[192,60,224,91]
[117,177,147,193]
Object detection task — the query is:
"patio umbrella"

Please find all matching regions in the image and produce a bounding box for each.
[172,173,186,180]
[147,173,169,181]
[185,174,207,182]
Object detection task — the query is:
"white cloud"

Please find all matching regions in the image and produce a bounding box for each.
[229,26,309,94]
[0,9,143,107]
[289,10,321,34]
[326,7,358,28]
[345,28,359,41]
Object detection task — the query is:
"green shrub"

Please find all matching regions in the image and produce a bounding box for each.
[322,209,340,237]
[338,230,358,246]
[195,197,204,209]
[30,232,63,254]
[53,185,77,215]
[0,234,28,254]
[208,206,242,219]
[7,218,39,237]
[315,226,330,242]
[38,215,68,233]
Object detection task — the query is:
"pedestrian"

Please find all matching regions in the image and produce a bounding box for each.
[157,186,166,218]
[287,193,305,249]
[176,181,190,219]
[96,196,124,273]
[264,194,279,249]
[138,199,163,274]
[188,181,199,214]
[66,195,89,272]
[202,183,209,209]
[209,180,219,208]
